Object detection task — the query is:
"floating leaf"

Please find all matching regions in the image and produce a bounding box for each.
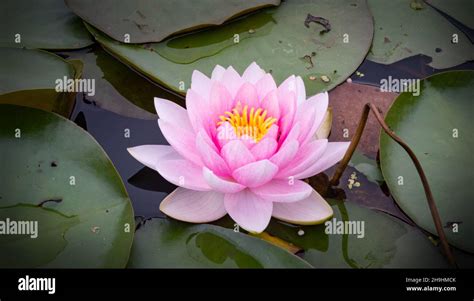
[0,48,79,117]
[426,0,474,29]
[349,151,384,184]
[128,219,311,268]
[266,200,449,268]
[367,0,474,69]
[64,46,183,119]
[251,232,301,254]
[0,105,134,267]
[0,0,93,49]
[0,205,79,268]
[66,0,280,43]
[85,0,374,96]
[380,71,474,253]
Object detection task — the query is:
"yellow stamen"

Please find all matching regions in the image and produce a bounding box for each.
[217,104,277,142]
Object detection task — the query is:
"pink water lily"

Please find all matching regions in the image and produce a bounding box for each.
[128,62,349,233]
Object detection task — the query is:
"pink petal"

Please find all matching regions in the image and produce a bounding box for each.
[237,134,257,149]
[277,139,328,179]
[160,188,226,223]
[196,131,230,176]
[277,90,297,141]
[269,140,299,169]
[232,159,278,187]
[272,190,333,225]
[224,189,273,233]
[211,65,226,81]
[251,179,312,203]
[297,92,329,145]
[127,145,174,170]
[293,141,350,179]
[242,62,265,84]
[295,76,306,105]
[154,152,211,191]
[221,139,255,171]
[203,167,245,193]
[158,119,202,166]
[216,122,237,148]
[233,82,259,109]
[190,70,211,99]
[198,126,219,153]
[259,89,280,120]
[209,82,233,121]
[154,97,191,129]
[278,75,296,95]
[221,66,244,98]
[256,73,277,101]
[264,124,279,140]
[186,89,210,134]
[279,122,301,148]
[250,137,278,160]
[280,75,306,106]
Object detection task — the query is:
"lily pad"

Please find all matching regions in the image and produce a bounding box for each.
[64,46,184,119]
[128,218,311,268]
[0,48,79,117]
[349,151,384,184]
[426,0,474,29]
[380,71,474,253]
[0,0,93,49]
[0,104,134,267]
[266,199,450,268]
[85,0,374,96]
[66,0,280,43]
[367,0,474,69]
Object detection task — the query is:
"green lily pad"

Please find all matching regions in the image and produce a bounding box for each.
[128,218,311,268]
[0,0,93,49]
[380,71,474,253]
[349,151,384,184]
[85,0,374,96]
[0,104,134,267]
[266,199,450,268]
[66,0,280,43]
[426,0,474,29]
[367,0,474,69]
[0,48,80,117]
[64,46,184,119]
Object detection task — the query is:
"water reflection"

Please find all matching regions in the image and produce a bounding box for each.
[72,98,169,218]
[58,45,185,119]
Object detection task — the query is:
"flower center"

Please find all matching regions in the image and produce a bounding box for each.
[217,104,277,142]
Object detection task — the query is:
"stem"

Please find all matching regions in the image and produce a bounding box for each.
[329,104,370,186]
[329,103,457,267]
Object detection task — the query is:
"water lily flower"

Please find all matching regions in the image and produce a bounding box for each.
[128,62,349,233]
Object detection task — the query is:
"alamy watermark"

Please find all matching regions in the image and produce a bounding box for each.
[18,275,55,295]
[380,76,420,96]
[325,217,365,238]
[55,76,95,96]
[0,218,38,238]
